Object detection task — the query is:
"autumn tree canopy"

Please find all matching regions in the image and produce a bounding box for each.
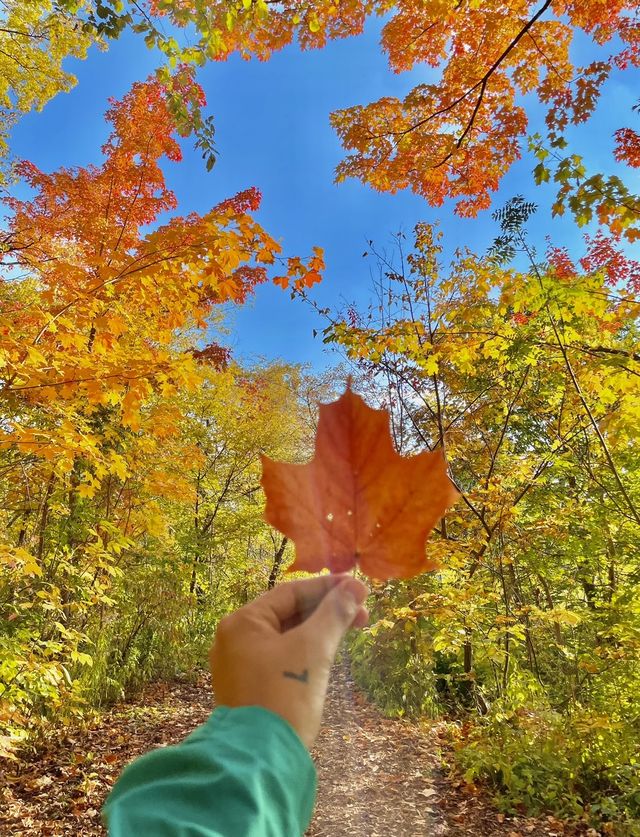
[1,73,321,450]
[324,210,640,824]
[6,2,638,235]
[24,0,633,239]
[0,1,96,178]
[0,71,322,757]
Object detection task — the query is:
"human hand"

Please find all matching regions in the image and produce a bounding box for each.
[209,575,369,749]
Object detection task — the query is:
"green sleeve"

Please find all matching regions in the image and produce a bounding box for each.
[102,705,317,837]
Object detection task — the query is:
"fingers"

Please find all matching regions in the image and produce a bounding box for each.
[300,577,369,656]
[351,604,370,629]
[248,574,354,632]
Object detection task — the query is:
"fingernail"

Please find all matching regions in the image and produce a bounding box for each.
[337,582,360,616]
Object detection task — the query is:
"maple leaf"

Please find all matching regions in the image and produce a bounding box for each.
[260,385,459,581]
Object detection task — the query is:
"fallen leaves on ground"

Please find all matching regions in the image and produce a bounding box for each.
[1,665,582,836]
[0,675,213,836]
[308,660,581,837]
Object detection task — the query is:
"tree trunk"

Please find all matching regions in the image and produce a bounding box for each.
[268,536,288,589]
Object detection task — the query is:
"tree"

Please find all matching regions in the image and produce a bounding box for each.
[321,212,640,823]
[330,0,639,225]
[0,1,97,179]
[8,2,638,232]
[80,0,640,231]
[172,363,309,604]
[0,3,218,174]
[1,73,321,453]
[0,74,321,754]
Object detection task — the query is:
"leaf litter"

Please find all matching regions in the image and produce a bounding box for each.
[1,665,581,836]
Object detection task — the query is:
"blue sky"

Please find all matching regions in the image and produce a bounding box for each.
[9,17,639,370]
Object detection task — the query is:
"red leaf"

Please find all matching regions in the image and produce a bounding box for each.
[261,385,459,581]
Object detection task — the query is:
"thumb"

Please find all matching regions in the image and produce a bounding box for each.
[302,577,369,658]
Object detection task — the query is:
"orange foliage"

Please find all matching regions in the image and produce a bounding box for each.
[329,0,638,214]
[148,0,370,61]
[580,230,640,292]
[614,127,640,168]
[0,75,322,460]
[136,1,638,220]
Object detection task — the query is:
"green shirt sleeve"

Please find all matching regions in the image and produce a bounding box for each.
[103,706,317,837]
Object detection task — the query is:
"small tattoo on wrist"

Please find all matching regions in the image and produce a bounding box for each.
[283,668,309,683]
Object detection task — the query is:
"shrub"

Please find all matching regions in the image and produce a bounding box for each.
[349,619,442,718]
[455,672,640,831]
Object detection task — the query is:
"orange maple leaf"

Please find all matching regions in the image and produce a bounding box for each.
[295,270,322,290]
[261,385,460,581]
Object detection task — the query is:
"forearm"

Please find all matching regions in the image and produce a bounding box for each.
[103,706,317,837]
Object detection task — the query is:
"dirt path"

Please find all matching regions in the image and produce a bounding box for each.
[308,661,572,837]
[1,667,575,836]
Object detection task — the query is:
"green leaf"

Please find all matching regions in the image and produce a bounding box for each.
[533,162,550,184]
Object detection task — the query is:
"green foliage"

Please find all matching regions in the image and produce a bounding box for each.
[528,133,640,243]
[0,363,313,756]
[329,216,640,829]
[456,672,640,830]
[349,583,442,719]
[350,629,441,719]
